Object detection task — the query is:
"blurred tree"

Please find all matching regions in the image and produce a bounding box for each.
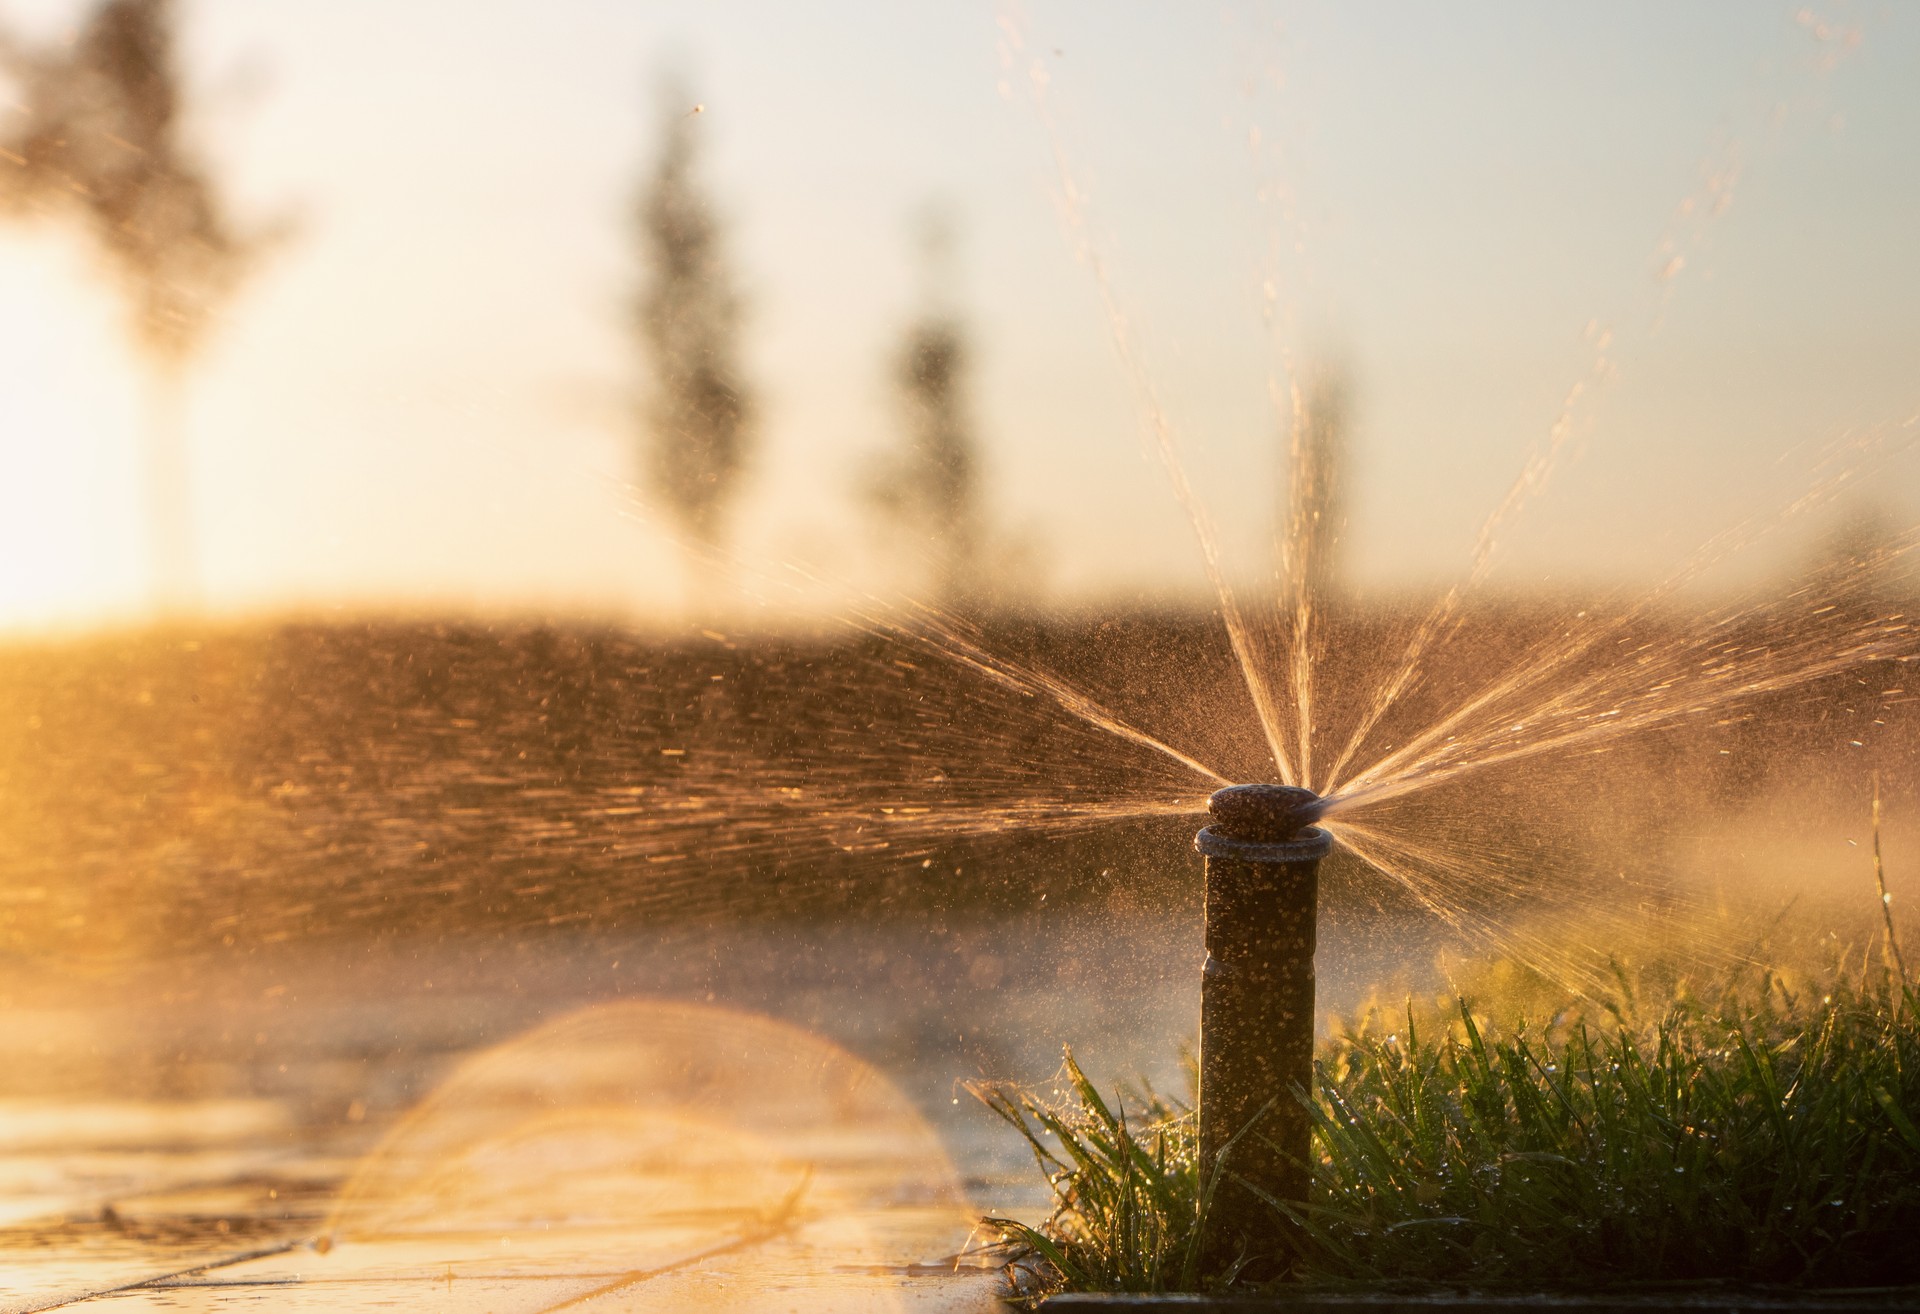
[1287,361,1349,607]
[0,0,271,614]
[868,209,987,612]
[633,93,753,608]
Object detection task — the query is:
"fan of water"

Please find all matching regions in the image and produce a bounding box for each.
[965,2,1914,991]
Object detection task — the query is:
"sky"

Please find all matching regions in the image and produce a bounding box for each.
[0,0,1916,632]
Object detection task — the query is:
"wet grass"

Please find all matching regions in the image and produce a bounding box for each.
[976,959,1920,1300]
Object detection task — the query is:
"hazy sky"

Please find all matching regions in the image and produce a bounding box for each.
[0,1,1915,631]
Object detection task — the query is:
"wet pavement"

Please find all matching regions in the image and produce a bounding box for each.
[0,910,1441,1311]
[0,1011,1003,1313]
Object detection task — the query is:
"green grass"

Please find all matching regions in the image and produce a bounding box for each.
[976,962,1920,1300]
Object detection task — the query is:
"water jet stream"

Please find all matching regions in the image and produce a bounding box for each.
[1280,376,1323,791]
[1319,339,1612,794]
[1326,815,1764,998]
[1318,420,1919,805]
[1000,9,1299,786]
[1332,540,1918,815]
[1316,18,1871,796]
[845,593,1232,789]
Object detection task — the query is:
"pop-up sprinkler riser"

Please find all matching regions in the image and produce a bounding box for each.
[1194,782,1331,1277]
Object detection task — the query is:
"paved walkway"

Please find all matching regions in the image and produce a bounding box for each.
[0,1001,1009,1312]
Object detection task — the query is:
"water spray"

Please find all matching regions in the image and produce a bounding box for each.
[1195,782,1331,1276]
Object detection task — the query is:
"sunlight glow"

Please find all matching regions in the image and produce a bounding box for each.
[0,234,148,632]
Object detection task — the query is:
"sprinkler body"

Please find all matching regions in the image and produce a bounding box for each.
[1195,783,1331,1279]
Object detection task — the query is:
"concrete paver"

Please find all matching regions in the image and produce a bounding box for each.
[0,999,1007,1313]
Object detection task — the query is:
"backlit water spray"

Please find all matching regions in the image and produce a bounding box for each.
[988,3,1914,1265]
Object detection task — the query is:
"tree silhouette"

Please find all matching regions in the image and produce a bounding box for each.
[1288,362,1349,606]
[0,0,268,612]
[867,211,986,612]
[633,94,753,607]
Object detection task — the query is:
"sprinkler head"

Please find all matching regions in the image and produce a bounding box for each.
[1206,783,1326,843]
[1194,780,1331,1277]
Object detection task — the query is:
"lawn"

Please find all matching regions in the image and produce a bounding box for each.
[977,950,1920,1300]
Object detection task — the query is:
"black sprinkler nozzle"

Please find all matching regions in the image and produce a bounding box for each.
[1204,782,1327,843]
